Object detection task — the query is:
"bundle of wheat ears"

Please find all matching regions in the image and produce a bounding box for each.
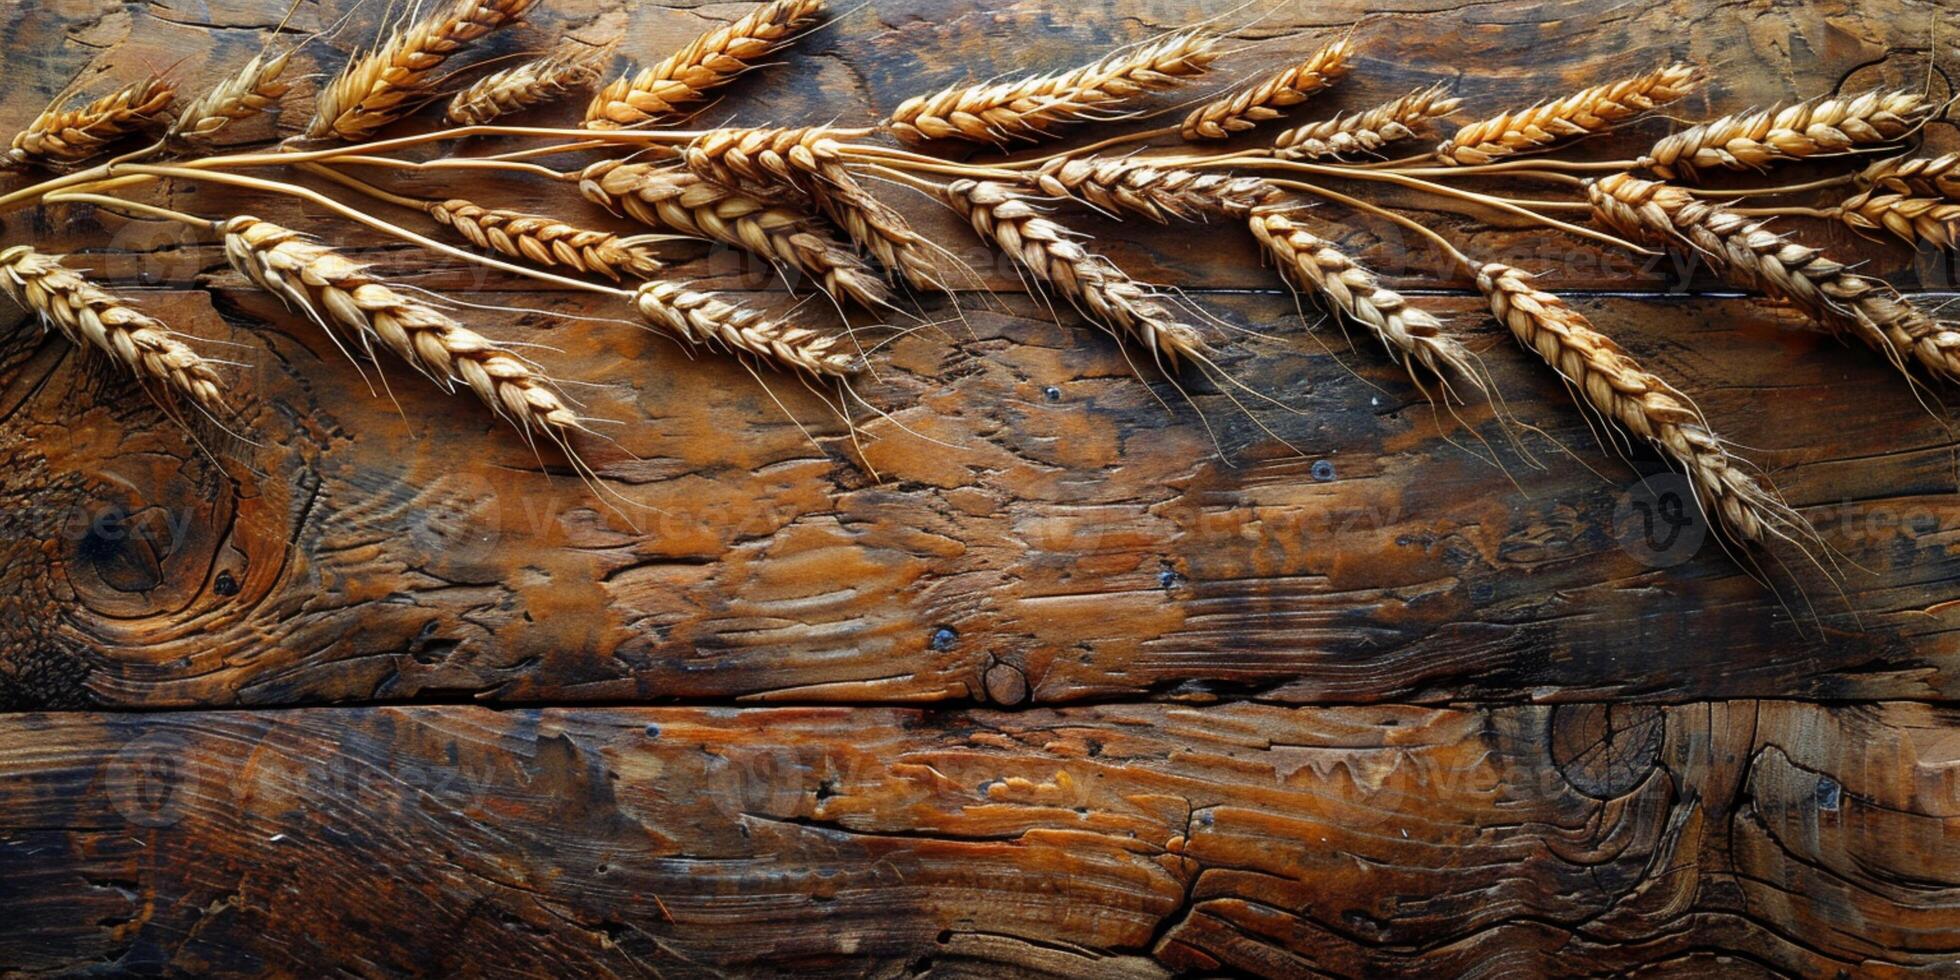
[0,0,1950,587]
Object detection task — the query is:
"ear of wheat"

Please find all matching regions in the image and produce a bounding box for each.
[1273,83,1460,160]
[1640,89,1931,180]
[447,38,613,125]
[305,0,539,142]
[1478,262,1799,545]
[1835,188,1960,248]
[632,281,858,378]
[1181,38,1353,141]
[584,0,827,129]
[1590,172,1960,384]
[219,216,584,444]
[1031,156,1281,222]
[947,179,1209,367]
[890,29,1217,144]
[1864,153,1960,198]
[682,127,940,289]
[430,199,665,280]
[579,159,890,308]
[6,77,174,168]
[0,245,226,414]
[1437,62,1698,165]
[172,51,292,141]
[1248,211,1480,390]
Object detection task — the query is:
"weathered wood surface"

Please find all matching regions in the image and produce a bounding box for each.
[5,701,1960,976]
[4,0,1960,975]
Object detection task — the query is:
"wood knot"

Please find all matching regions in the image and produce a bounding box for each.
[1549,703,1664,799]
[982,661,1030,707]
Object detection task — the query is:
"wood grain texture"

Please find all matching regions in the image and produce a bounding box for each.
[2,702,1958,976]
[4,1,1960,973]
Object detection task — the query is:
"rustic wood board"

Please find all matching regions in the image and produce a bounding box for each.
[2,0,1959,974]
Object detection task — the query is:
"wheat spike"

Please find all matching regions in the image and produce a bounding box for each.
[1273,82,1460,160]
[305,0,539,142]
[1181,38,1353,141]
[219,216,584,444]
[583,0,827,129]
[447,38,612,125]
[6,77,174,168]
[1248,211,1480,390]
[682,126,939,289]
[1479,262,1798,546]
[1835,188,1960,248]
[0,245,225,414]
[430,199,664,280]
[1437,62,1698,165]
[946,179,1209,368]
[1030,156,1281,222]
[579,159,889,308]
[172,51,292,141]
[1640,89,1930,180]
[1590,172,1960,384]
[891,29,1218,144]
[632,281,858,378]
[1862,153,1960,198]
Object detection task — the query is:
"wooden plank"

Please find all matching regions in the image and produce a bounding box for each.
[2,702,1956,975]
[0,3,1957,710]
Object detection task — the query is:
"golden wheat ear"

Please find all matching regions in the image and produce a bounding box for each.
[304,0,539,142]
[1640,88,1931,180]
[1181,37,1353,141]
[890,28,1218,145]
[584,0,828,129]
[447,37,615,125]
[1590,172,1960,386]
[431,199,665,281]
[947,179,1211,371]
[1437,62,1699,165]
[578,160,891,310]
[1028,156,1280,222]
[1479,261,1810,549]
[172,50,292,142]
[6,77,175,169]
[1274,83,1460,160]
[218,216,588,447]
[631,280,860,379]
[0,244,227,414]
[1248,211,1482,394]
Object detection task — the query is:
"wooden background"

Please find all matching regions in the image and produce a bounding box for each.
[4,0,1960,975]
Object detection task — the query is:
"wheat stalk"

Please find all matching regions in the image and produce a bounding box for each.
[946,179,1209,367]
[1272,83,1460,160]
[219,215,585,444]
[890,29,1218,144]
[1478,262,1798,545]
[430,198,665,280]
[6,77,174,168]
[305,0,539,142]
[1248,210,1480,389]
[1590,172,1960,384]
[1030,156,1281,222]
[682,127,939,288]
[579,159,890,308]
[632,281,858,378]
[584,0,827,129]
[1181,38,1353,141]
[1437,62,1698,165]
[448,38,613,125]
[1640,89,1930,180]
[0,245,226,413]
